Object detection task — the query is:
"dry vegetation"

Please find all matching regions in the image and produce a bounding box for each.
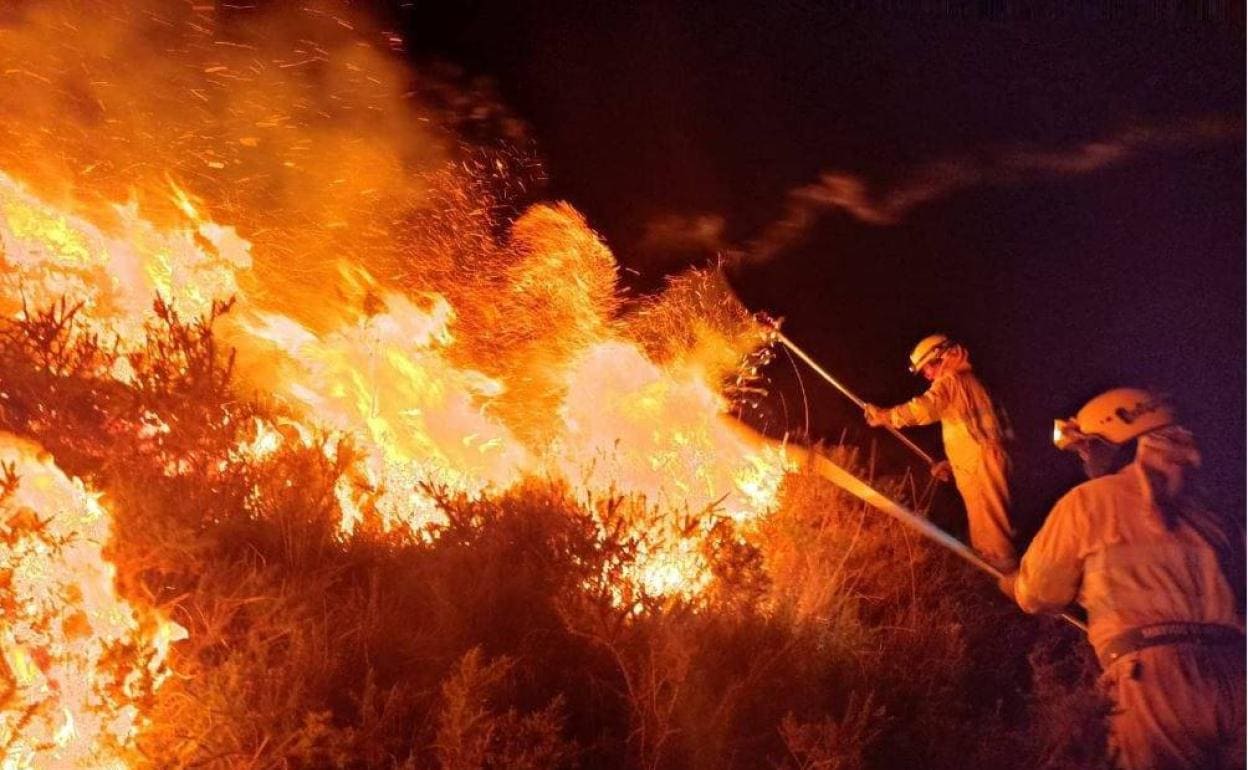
[0,301,1110,769]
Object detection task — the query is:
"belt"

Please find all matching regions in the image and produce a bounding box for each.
[1099,622,1244,667]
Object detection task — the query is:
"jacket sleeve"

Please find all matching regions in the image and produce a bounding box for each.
[884,377,953,428]
[1015,491,1086,614]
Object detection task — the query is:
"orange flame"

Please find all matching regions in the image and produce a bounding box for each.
[0,2,797,758]
[0,434,184,769]
[1,163,791,590]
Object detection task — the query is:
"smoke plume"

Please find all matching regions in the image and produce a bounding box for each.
[739,116,1239,262]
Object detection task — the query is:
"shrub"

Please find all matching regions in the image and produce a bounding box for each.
[0,302,1105,769]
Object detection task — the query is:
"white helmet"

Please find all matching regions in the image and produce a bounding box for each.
[1053,388,1175,450]
[908,333,954,374]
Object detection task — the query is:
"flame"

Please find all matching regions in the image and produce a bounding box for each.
[0,164,792,592]
[236,288,530,532]
[0,2,798,759]
[557,340,788,524]
[53,708,75,749]
[0,434,182,769]
[0,172,250,362]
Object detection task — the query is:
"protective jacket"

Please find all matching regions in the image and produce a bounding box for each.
[1016,426,1245,770]
[880,350,1016,570]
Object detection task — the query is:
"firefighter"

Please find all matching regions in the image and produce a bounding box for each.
[863,334,1017,570]
[1003,388,1245,770]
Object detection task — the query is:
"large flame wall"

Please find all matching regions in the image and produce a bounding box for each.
[0,3,793,764]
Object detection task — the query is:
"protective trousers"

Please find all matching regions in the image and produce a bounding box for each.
[949,442,1016,572]
[1101,644,1246,770]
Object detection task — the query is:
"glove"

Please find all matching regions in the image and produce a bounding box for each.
[929,460,953,483]
[863,404,887,427]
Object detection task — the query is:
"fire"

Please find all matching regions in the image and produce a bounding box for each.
[0,172,250,363]
[236,284,530,533]
[557,340,788,524]
[2,165,793,588]
[0,433,183,769]
[2,168,789,564]
[0,1,797,760]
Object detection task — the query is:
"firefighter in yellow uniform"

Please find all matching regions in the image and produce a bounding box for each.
[863,334,1017,571]
[1004,388,1245,770]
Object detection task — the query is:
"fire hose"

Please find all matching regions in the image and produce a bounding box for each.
[715,266,936,467]
[801,449,1088,632]
[722,417,1090,633]
[772,329,937,467]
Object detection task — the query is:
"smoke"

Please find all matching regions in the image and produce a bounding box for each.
[737,116,1240,263]
[636,213,729,264]
[0,0,537,326]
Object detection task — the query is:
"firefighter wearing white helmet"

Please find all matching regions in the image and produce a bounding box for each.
[863,334,1017,571]
[1005,388,1245,770]
[908,333,953,374]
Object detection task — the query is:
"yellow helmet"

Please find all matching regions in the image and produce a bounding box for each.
[908,333,953,374]
[1053,388,1175,450]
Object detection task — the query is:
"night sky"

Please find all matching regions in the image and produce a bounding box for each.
[389,2,1244,527]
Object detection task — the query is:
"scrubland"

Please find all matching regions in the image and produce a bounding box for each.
[0,300,1113,770]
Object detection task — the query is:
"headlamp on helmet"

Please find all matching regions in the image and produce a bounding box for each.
[1052,418,1087,451]
[908,334,953,375]
[1053,388,1175,452]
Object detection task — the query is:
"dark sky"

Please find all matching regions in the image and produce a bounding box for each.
[389,1,1244,522]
